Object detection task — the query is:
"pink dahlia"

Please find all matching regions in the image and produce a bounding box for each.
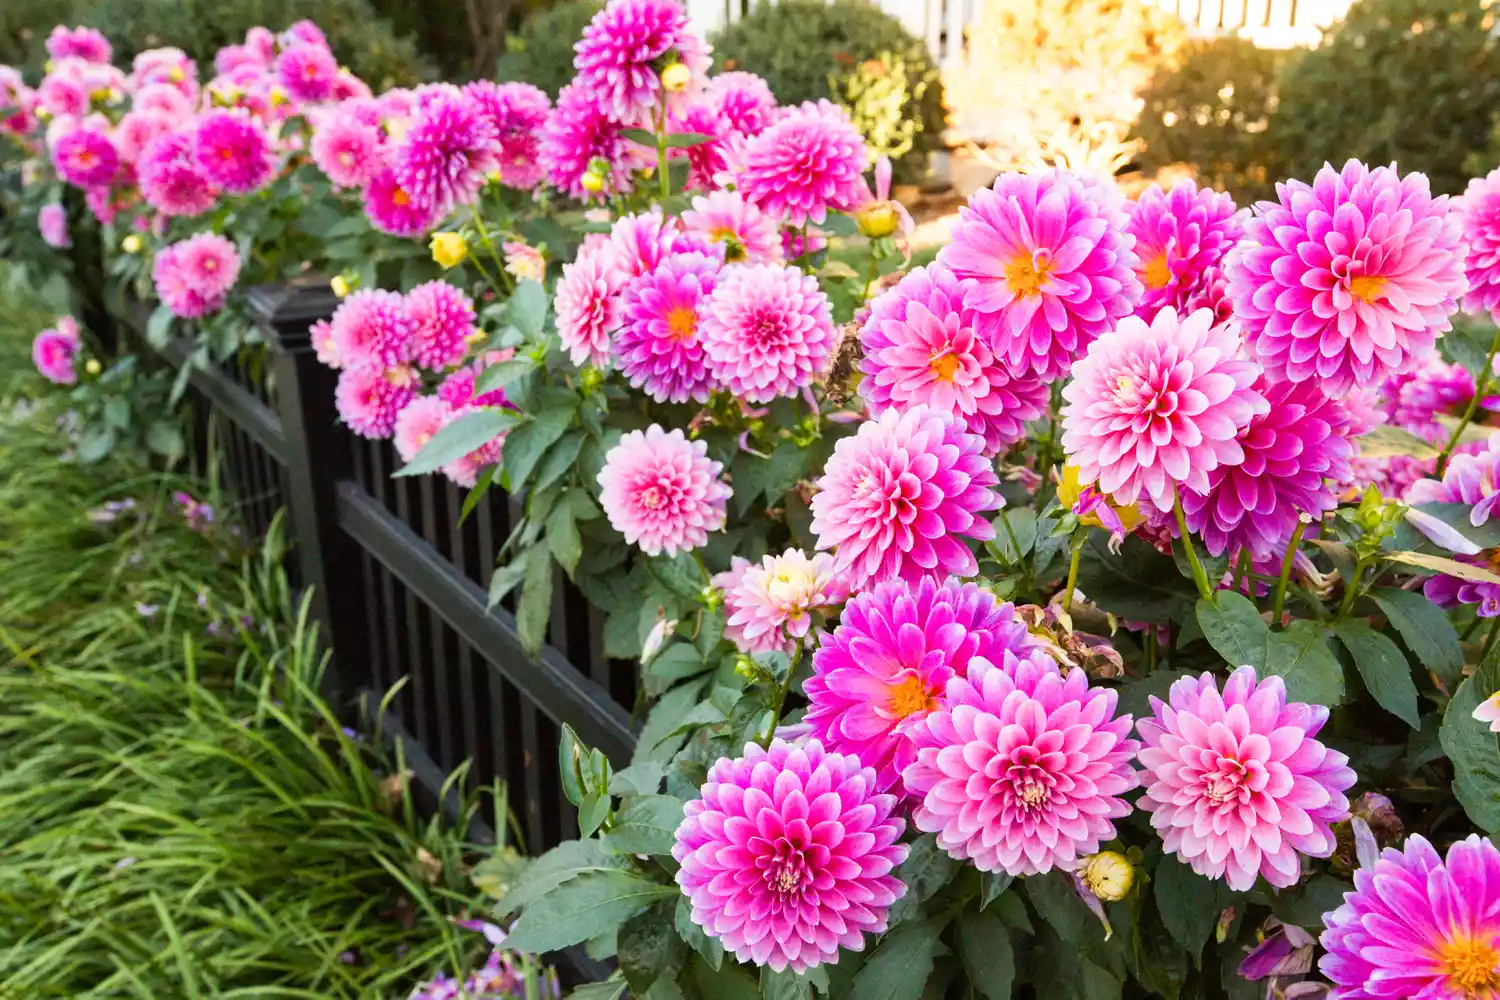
[47,26,111,64]
[573,0,708,123]
[310,110,385,189]
[405,280,474,371]
[717,549,847,655]
[1060,306,1269,514]
[700,262,837,402]
[938,169,1141,381]
[1184,264,1234,326]
[364,165,442,238]
[193,110,273,194]
[597,424,730,556]
[540,81,646,201]
[32,325,81,385]
[393,395,454,464]
[805,578,1046,792]
[138,132,219,217]
[707,71,778,137]
[860,264,1049,457]
[169,233,241,298]
[673,738,908,973]
[1321,834,1500,999]
[610,209,678,279]
[330,290,417,372]
[1180,376,1355,559]
[37,72,88,120]
[312,319,340,368]
[336,366,417,439]
[901,655,1138,875]
[616,251,721,403]
[1225,159,1468,395]
[115,109,176,166]
[1461,167,1500,322]
[738,101,868,227]
[555,240,624,368]
[1128,179,1244,321]
[443,433,507,489]
[682,189,782,264]
[276,43,337,103]
[394,92,500,214]
[670,101,729,192]
[39,204,69,249]
[52,127,117,189]
[1382,353,1476,444]
[438,354,513,410]
[462,80,549,190]
[1137,666,1355,891]
[810,404,1000,589]
[1405,440,1500,615]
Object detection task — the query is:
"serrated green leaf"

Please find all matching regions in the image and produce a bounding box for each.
[502,410,574,489]
[650,552,707,600]
[504,871,679,953]
[1369,587,1463,690]
[533,431,586,492]
[517,543,554,656]
[1153,854,1222,964]
[474,355,537,395]
[604,795,686,855]
[493,840,627,916]
[848,920,940,1000]
[1333,619,1421,728]
[487,560,527,610]
[634,682,707,764]
[546,501,582,576]
[508,279,549,336]
[397,408,517,477]
[980,872,1014,912]
[761,967,811,1000]
[619,899,682,993]
[988,508,1038,564]
[1196,593,1269,669]
[677,896,724,971]
[958,911,1015,1000]
[1265,619,1345,706]
[610,761,667,797]
[1441,656,1500,834]
[1075,535,1197,622]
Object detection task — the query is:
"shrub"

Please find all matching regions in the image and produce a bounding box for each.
[495,0,603,96]
[1132,35,1288,204]
[1274,0,1500,195]
[710,0,945,183]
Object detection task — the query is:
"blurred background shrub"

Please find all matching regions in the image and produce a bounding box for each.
[495,0,603,95]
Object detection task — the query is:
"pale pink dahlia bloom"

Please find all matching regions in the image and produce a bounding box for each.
[682,189,782,264]
[114,109,176,166]
[276,42,337,103]
[701,262,837,402]
[1225,159,1468,395]
[395,92,500,214]
[555,240,624,369]
[330,290,417,372]
[1061,306,1269,514]
[716,549,848,656]
[193,110,273,194]
[902,655,1138,875]
[38,204,69,248]
[336,366,417,439]
[810,404,1000,590]
[938,169,1142,381]
[540,81,647,202]
[1460,167,1500,322]
[364,165,441,238]
[1138,666,1355,891]
[573,0,708,123]
[610,209,678,279]
[860,264,1049,457]
[707,71,777,136]
[154,235,240,318]
[673,738,908,973]
[1127,179,1245,320]
[805,578,1046,792]
[462,80,549,190]
[597,425,731,556]
[617,251,721,403]
[738,101,868,227]
[310,110,386,189]
[405,280,474,370]
[393,395,453,464]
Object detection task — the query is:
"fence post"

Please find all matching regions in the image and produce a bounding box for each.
[250,279,372,696]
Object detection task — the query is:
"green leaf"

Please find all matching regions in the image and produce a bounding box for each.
[508,279,549,336]
[578,790,610,837]
[1441,655,1500,834]
[1269,874,1353,930]
[763,442,807,504]
[647,643,709,696]
[567,982,627,1000]
[1153,855,1222,964]
[1369,587,1463,690]
[635,682,707,764]
[991,890,1033,934]
[559,724,586,807]
[1114,670,1192,722]
[461,464,497,524]
[1038,954,1121,1000]
[493,840,627,916]
[620,127,657,145]
[145,304,175,348]
[1354,423,1441,460]
[980,872,1015,912]
[664,131,718,147]
[958,911,1015,1000]
[649,552,707,600]
[604,795,686,855]
[988,508,1039,564]
[1196,593,1269,669]
[474,355,537,395]
[546,501,583,577]
[1265,619,1346,706]
[887,834,958,924]
[1075,535,1197,622]
[487,560,527,609]
[761,968,811,1000]
[695,609,726,659]
[517,543,554,656]
[505,870,679,953]
[534,432,586,492]
[1387,550,1500,585]
[848,921,940,1000]
[610,761,667,797]
[677,896,724,971]
[397,408,517,477]
[1333,619,1422,728]
[503,410,574,489]
[619,899,683,993]
[690,957,760,1000]
[145,421,185,460]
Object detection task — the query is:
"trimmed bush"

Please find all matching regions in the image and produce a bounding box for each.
[495,0,602,96]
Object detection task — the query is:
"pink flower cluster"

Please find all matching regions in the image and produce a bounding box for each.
[153,233,241,317]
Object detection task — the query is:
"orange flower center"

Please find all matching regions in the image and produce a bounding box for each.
[1440,934,1500,993]
[391,187,410,206]
[666,306,698,341]
[1004,253,1049,298]
[929,351,961,382]
[1349,274,1387,304]
[887,675,936,719]
[1142,252,1172,290]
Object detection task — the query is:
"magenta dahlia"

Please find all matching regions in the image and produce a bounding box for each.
[810,404,1000,589]
[1060,306,1269,514]
[139,132,220,217]
[610,209,677,279]
[192,110,273,195]
[1381,352,1477,444]
[52,127,117,189]
[1138,667,1355,891]
[438,354,514,410]
[669,101,729,192]
[597,424,731,556]
[707,71,777,136]
[738,101,868,227]
[394,92,500,213]
[47,26,111,63]
[276,43,337,103]
[682,189,782,264]
[462,80,549,190]
[1461,167,1500,322]
[700,262,837,402]
[616,250,721,403]
[364,165,441,238]
[902,655,1138,875]
[717,549,847,656]
[804,578,1046,792]
[1225,159,1468,395]
[33,325,81,386]
[540,81,646,201]
[1127,179,1244,320]
[573,0,707,123]
[673,738,908,973]
[938,168,1141,381]
[1405,440,1500,615]
[310,109,385,189]
[330,290,417,372]
[860,264,1049,457]
[405,280,474,371]
[336,366,417,439]
[555,239,624,369]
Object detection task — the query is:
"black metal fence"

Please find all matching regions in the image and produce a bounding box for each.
[132,281,638,857]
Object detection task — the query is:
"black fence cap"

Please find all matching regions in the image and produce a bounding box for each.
[246,278,341,349]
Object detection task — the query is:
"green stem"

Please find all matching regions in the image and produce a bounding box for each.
[1480,615,1500,667]
[1335,555,1371,622]
[1270,519,1307,625]
[1464,615,1486,643]
[1144,625,1158,674]
[1173,486,1215,602]
[1233,549,1251,596]
[1437,323,1500,477]
[1063,534,1084,613]
[468,207,512,295]
[862,246,880,303]
[764,645,803,747]
[655,98,671,203]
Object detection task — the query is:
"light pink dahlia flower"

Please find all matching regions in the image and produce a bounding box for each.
[616,250,721,403]
[738,101,868,227]
[461,80,550,190]
[1127,179,1245,321]
[330,290,417,372]
[682,189,782,264]
[38,204,69,249]
[938,168,1142,381]
[1060,306,1269,514]
[901,655,1138,875]
[700,262,838,403]
[555,239,624,369]
[336,366,417,439]
[573,0,709,123]
[405,280,474,371]
[809,404,1001,590]
[1137,666,1356,891]
[706,71,777,137]
[597,425,730,556]
[540,81,647,202]
[393,395,454,464]
[673,738,908,973]
[716,549,847,655]
[1225,159,1468,395]
[1460,167,1500,322]
[310,109,386,189]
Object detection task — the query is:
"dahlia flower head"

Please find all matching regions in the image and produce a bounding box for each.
[682,189,783,264]
[364,165,442,237]
[611,209,681,279]
[573,0,710,123]
[47,26,112,63]
[555,237,625,368]
[37,71,88,120]
[310,108,386,189]
[276,41,338,103]
[33,321,81,386]
[51,126,117,189]
[1127,179,1245,320]
[738,101,869,227]
[138,132,220,217]
[701,262,837,402]
[804,577,1047,793]
[1321,834,1500,999]
[1137,666,1356,891]
[404,280,474,371]
[114,108,177,166]
[330,289,417,372]
[461,80,550,190]
[616,250,722,403]
[130,47,197,96]
[39,203,69,249]
[1461,167,1500,322]
[938,168,1142,381]
[1225,159,1468,396]
[597,424,731,556]
[1180,375,1356,560]
[1061,306,1270,514]
[336,365,417,439]
[394,91,500,214]
[860,264,1050,457]
[438,352,515,411]
[670,101,730,192]
[1404,437,1500,615]
[154,234,241,318]
[193,109,274,195]
[393,395,503,489]
[902,654,1138,875]
[716,549,848,656]
[707,71,778,137]
[809,403,1001,590]
[540,81,648,202]
[672,738,908,973]
[1380,351,1476,444]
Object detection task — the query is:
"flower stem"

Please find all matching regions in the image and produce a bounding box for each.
[1063,533,1085,613]
[1270,519,1307,625]
[1334,555,1371,622]
[655,99,671,203]
[862,246,880,303]
[764,644,802,747]
[467,207,510,294]
[1481,615,1500,667]
[1172,487,1215,602]
[1437,323,1500,477]
[1144,625,1158,674]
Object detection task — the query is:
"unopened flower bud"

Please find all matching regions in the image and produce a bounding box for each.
[429,231,467,269]
[660,62,692,93]
[121,234,142,254]
[330,274,351,297]
[84,358,102,376]
[1077,851,1134,902]
[855,201,900,240]
[580,167,606,194]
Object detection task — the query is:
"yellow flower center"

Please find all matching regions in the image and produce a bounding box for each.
[1142,252,1172,290]
[204,259,217,271]
[1440,934,1500,994]
[929,351,961,382]
[1349,274,1387,303]
[640,485,665,510]
[666,306,698,341]
[392,188,410,206]
[766,564,818,607]
[887,675,936,720]
[710,227,746,262]
[1005,253,1050,297]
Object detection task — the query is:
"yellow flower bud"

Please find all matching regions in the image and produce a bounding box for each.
[580,171,605,194]
[660,62,692,93]
[430,231,468,269]
[121,234,142,254]
[855,201,900,240]
[330,275,351,297]
[84,358,102,376]
[1078,851,1134,902]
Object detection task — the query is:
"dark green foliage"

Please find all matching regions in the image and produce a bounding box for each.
[1274,0,1500,195]
[368,0,555,80]
[709,0,945,182]
[496,0,604,95]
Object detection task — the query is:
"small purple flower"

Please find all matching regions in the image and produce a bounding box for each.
[136,603,159,617]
